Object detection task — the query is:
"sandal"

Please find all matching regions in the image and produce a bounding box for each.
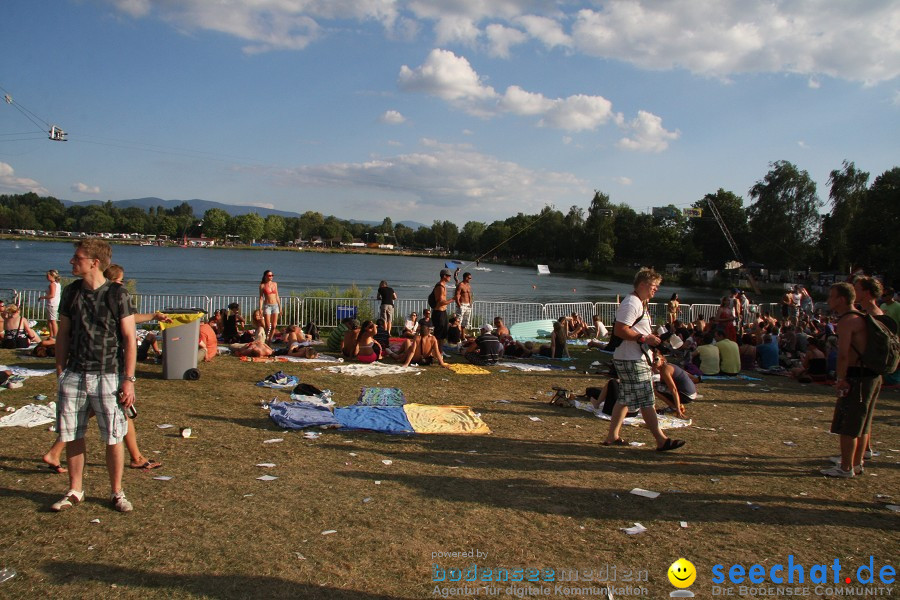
[46,463,67,474]
[656,438,686,452]
[602,438,629,446]
[130,460,162,470]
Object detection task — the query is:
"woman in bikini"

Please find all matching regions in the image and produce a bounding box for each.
[401,324,449,368]
[355,320,382,364]
[258,270,281,343]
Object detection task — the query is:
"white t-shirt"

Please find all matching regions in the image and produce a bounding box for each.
[613,293,651,362]
[48,281,61,308]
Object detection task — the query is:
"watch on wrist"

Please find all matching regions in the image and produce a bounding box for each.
[124,375,137,382]
[637,334,645,344]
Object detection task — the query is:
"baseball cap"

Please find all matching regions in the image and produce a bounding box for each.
[440,268,452,277]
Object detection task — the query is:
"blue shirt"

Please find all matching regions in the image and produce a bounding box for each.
[756,341,779,369]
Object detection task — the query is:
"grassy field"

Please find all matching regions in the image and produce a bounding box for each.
[0,345,897,600]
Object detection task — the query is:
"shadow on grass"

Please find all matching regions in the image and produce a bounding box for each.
[41,561,405,600]
[336,471,897,530]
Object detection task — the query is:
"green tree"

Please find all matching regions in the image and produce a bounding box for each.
[821,161,869,272]
[236,213,265,242]
[847,167,900,279]
[748,160,822,269]
[263,215,286,242]
[687,189,750,267]
[457,221,486,255]
[583,191,616,268]
[203,208,230,240]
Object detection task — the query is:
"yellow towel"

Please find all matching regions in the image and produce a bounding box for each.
[403,404,492,435]
[445,363,490,375]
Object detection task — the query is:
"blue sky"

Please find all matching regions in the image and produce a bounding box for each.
[1,0,898,225]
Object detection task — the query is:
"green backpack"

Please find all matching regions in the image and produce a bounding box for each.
[326,322,348,353]
[846,310,900,376]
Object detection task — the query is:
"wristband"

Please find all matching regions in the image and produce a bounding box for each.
[637,334,646,344]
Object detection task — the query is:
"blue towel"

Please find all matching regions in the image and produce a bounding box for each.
[702,374,763,381]
[333,405,415,434]
[269,401,341,429]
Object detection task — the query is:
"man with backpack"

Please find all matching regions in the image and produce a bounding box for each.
[822,282,897,478]
[51,239,138,512]
[429,268,453,346]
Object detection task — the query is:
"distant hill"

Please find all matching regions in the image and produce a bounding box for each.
[60,197,425,229]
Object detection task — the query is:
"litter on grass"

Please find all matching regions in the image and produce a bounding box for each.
[321,530,337,535]
[90,519,100,524]
[303,432,321,439]
[153,476,172,481]
[680,521,688,528]
[630,488,660,499]
[620,523,647,535]
[157,424,174,429]
[263,438,284,444]
[256,463,276,468]
[886,505,900,512]
[382,460,393,465]
[528,416,542,422]
[257,475,278,481]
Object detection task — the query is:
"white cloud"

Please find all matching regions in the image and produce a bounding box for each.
[515,15,572,49]
[398,49,497,107]
[562,136,572,145]
[617,110,680,152]
[615,176,633,185]
[401,50,640,134]
[71,182,101,194]
[379,110,406,124]
[570,1,900,84]
[105,1,900,82]
[255,139,586,215]
[807,77,821,89]
[797,140,809,149]
[893,90,900,106]
[0,162,48,195]
[485,23,527,58]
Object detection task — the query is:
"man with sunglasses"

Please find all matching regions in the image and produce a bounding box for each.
[51,239,137,513]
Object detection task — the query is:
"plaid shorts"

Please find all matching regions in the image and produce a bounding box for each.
[613,358,655,410]
[56,370,128,445]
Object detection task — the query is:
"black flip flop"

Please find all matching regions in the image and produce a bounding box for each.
[656,439,685,452]
[46,463,67,474]
[602,438,629,446]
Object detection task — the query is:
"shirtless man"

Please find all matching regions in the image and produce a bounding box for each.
[401,324,449,368]
[431,269,454,345]
[820,282,884,478]
[453,269,473,332]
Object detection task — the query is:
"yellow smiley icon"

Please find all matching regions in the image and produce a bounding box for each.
[668,558,696,588]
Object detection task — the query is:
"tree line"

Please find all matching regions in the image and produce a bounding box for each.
[1,159,897,281]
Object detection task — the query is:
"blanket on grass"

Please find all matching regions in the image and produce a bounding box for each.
[0,365,56,377]
[0,402,56,428]
[334,405,415,433]
[571,399,692,429]
[702,374,762,381]
[323,363,422,377]
[356,387,406,406]
[403,404,491,434]
[446,363,490,375]
[269,401,341,429]
[240,355,342,363]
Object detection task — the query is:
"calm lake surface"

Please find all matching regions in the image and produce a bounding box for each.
[0,240,719,303]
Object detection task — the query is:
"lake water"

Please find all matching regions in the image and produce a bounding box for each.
[0,240,718,303]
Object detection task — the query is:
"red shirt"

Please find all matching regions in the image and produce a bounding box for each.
[198,323,218,361]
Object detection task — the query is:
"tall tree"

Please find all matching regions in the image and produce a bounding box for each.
[821,160,869,273]
[847,167,900,280]
[748,160,822,269]
[583,191,616,268]
[202,208,230,240]
[687,189,750,267]
[236,213,265,242]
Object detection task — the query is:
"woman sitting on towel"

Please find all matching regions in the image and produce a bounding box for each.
[2,304,41,348]
[355,320,381,364]
[401,324,449,368]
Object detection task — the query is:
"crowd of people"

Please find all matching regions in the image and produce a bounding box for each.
[6,240,897,515]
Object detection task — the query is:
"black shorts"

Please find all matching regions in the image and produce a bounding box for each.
[831,375,881,438]
[432,310,449,340]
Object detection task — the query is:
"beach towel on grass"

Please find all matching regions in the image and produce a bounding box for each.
[0,365,56,377]
[333,405,415,433]
[256,372,300,389]
[570,400,692,429]
[356,387,406,406]
[446,364,490,375]
[403,404,492,435]
[269,401,341,429]
[0,403,56,428]
[702,374,762,381]
[324,363,422,377]
[495,362,554,372]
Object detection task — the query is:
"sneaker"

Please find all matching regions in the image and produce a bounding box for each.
[864,449,880,459]
[820,466,854,478]
[853,464,865,475]
[111,490,133,513]
[51,489,84,512]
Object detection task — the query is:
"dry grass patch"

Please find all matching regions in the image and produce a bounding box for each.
[0,347,897,599]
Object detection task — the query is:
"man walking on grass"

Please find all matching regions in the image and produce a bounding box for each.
[51,239,138,512]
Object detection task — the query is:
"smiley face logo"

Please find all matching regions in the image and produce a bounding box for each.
[668,558,696,588]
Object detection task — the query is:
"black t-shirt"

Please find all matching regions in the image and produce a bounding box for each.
[377,287,395,306]
[60,280,135,373]
[475,333,503,359]
[374,326,390,349]
[447,326,462,345]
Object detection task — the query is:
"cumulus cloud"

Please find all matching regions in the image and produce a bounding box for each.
[400,49,632,133]
[485,23,527,58]
[104,1,900,83]
[615,176,633,185]
[808,77,821,89]
[253,139,586,215]
[0,162,48,195]
[379,110,406,124]
[617,110,680,152]
[71,182,101,194]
